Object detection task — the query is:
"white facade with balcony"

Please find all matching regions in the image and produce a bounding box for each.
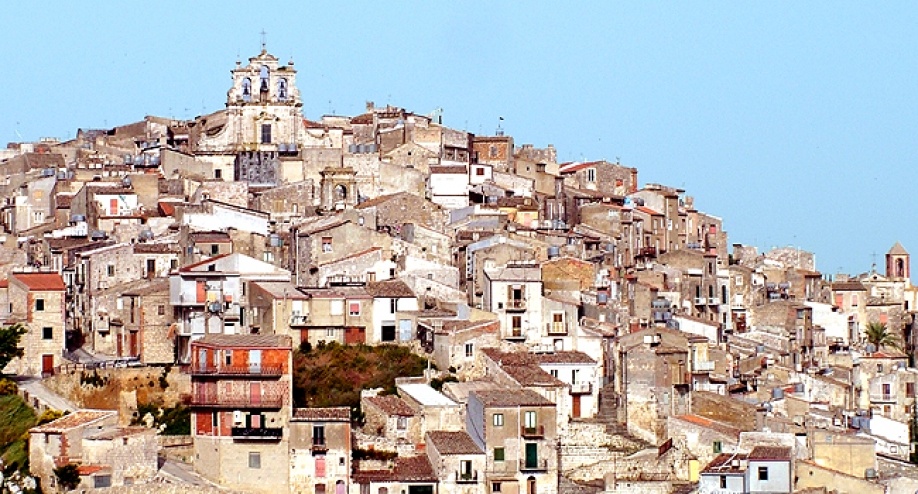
[483,264,543,343]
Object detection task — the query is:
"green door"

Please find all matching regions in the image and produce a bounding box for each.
[525,443,537,468]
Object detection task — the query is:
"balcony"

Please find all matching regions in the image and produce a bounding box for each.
[311,441,328,453]
[189,364,284,377]
[638,247,657,258]
[570,382,592,394]
[693,360,716,372]
[520,425,545,438]
[694,297,706,305]
[191,393,284,409]
[708,298,721,306]
[870,393,895,403]
[505,299,527,312]
[547,322,568,335]
[290,314,310,327]
[505,329,526,341]
[519,458,549,472]
[231,427,283,440]
[455,470,479,483]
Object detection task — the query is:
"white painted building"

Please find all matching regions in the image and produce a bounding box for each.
[483,263,543,343]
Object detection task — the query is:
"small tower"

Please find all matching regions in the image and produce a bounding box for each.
[319,167,358,211]
[886,242,910,279]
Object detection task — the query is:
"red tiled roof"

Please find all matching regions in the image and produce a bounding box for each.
[636,206,663,216]
[77,465,107,476]
[353,455,436,483]
[11,273,65,291]
[292,407,351,422]
[748,446,792,461]
[365,280,415,299]
[366,395,415,416]
[426,431,483,455]
[30,410,116,433]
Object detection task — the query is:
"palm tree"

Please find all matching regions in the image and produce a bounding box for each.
[864,321,901,351]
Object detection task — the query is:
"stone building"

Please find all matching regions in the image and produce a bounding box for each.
[28,410,119,492]
[3,272,67,376]
[426,430,486,494]
[289,407,352,494]
[190,334,293,494]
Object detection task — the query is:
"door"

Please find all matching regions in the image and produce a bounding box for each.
[250,382,261,406]
[399,319,412,341]
[572,395,581,418]
[335,480,345,494]
[146,259,156,279]
[198,348,207,372]
[315,455,326,478]
[41,355,54,375]
[249,350,262,374]
[525,443,537,469]
[129,331,138,357]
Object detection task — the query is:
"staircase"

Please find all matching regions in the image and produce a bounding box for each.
[596,383,651,452]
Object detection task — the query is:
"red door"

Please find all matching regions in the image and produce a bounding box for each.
[42,355,54,375]
[129,331,138,357]
[572,395,581,418]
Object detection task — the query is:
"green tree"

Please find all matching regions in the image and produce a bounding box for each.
[0,323,27,372]
[53,463,81,491]
[864,322,901,351]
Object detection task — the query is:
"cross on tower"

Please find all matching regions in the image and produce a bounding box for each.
[871,251,878,273]
[260,29,267,51]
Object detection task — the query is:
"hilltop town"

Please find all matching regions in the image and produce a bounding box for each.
[1,47,917,494]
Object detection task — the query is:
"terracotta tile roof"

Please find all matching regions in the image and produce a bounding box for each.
[353,455,437,483]
[748,446,792,461]
[193,334,292,349]
[292,407,351,422]
[55,193,74,209]
[429,165,467,174]
[534,351,596,365]
[366,395,416,416]
[158,201,177,216]
[831,281,866,291]
[673,414,741,440]
[350,113,373,125]
[636,206,663,216]
[426,431,483,455]
[889,241,909,255]
[0,280,7,288]
[190,231,232,243]
[30,410,116,433]
[365,280,415,299]
[860,351,908,359]
[11,272,65,291]
[501,365,564,387]
[472,389,555,407]
[355,192,402,210]
[701,453,746,474]
[133,243,180,254]
[77,465,108,475]
[434,319,499,335]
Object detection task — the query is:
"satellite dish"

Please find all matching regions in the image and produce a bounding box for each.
[208,302,222,313]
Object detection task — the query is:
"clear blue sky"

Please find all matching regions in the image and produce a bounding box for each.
[3,2,917,276]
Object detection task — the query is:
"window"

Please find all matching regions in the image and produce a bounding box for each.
[214,168,222,179]
[758,466,768,481]
[278,78,288,100]
[878,364,884,373]
[263,252,275,263]
[322,237,333,253]
[720,476,727,489]
[586,168,596,182]
[261,124,272,144]
[492,413,504,427]
[476,167,485,176]
[908,382,915,398]
[225,350,232,366]
[313,425,326,445]
[349,302,361,316]
[493,448,505,461]
[212,411,218,428]
[397,416,407,430]
[713,441,722,453]
[94,475,112,488]
[158,304,166,316]
[460,460,473,480]
[489,145,498,158]
[107,265,115,277]
[249,452,261,469]
[524,411,537,431]
[242,78,252,101]
[35,299,44,311]
[550,369,558,378]
[211,244,220,255]
[465,343,474,358]
[170,259,178,270]
[42,327,52,340]
[390,298,397,314]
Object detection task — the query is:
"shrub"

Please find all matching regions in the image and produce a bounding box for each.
[0,378,18,396]
[53,463,80,491]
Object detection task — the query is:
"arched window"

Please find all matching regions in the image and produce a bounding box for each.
[242,78,252,102]
[897,258,905,277]
[334,184,347,201]
[278,78,288,100]
[260,66,269,92]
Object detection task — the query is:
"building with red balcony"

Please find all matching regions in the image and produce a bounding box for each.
[190,334,293,493]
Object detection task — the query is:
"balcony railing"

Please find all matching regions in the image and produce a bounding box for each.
[191,393,284,409]
[638,247,657,258]
[311,441,328,453]
[231,427,283,440]
[520,425,544,438]
[694,297,706,305]
[506,329,526,341]
[570,382,592,394]
[547,322,568,335]
[870,393,895,403]
[190,365,284,377]
[519,458,549,471]
[290,314,310,326]
[455,470,479,483]
[693,360,715,372]
[505,299,527,311]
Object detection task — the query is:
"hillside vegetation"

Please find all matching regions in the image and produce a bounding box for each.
[0,395,37,472]
[293,342,429,410]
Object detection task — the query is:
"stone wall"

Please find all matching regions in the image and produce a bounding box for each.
[43,366,191,416]
[690,391,756,431]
